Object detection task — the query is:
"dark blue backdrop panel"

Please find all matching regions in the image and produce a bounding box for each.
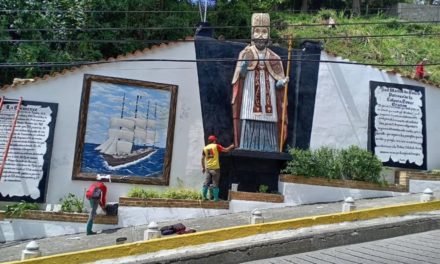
[195,37,321,197]
[292,41,322,150]
[195,37,321,149]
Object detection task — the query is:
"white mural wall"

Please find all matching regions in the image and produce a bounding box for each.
[0,42,204,204]
[2,49,440,205]
[310,52,440,170]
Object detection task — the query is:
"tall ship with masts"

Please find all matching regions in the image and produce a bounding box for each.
[95,93,158,167]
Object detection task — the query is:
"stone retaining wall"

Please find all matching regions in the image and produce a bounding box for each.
[280,175,407,192]
[395,3,440,21]
[6,210,118,225]
[229,191,284,203]
[119,197,229,209]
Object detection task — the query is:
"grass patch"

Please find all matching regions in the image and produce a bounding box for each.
[127,187,202,200]
[276,12,440,84]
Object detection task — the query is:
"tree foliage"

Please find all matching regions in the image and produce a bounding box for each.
[0,0,199,85]
[0,0,433,85]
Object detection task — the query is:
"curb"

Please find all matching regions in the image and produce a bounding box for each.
[6,200,440,264]
[125,216,440,264]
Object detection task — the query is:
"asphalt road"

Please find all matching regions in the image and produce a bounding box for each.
[244,229,440,264]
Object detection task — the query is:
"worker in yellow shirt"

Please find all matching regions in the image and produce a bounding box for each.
[201,135,234,201]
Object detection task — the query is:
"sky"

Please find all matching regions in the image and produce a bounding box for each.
[84,81,171,148]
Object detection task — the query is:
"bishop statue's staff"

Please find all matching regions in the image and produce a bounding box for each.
[279,36,293,152]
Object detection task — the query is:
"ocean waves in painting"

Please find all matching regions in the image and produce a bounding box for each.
[80,143,164,177]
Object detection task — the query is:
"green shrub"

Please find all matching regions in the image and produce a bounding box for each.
[162,189,202,200]
[60,193,84,213]
[313,147,342,180]
[283,145,382,184]
[431,169,440,175]
[127,187,160,199]
[258,185,269,193]
[385,19,401,30]
[339,145,383,183]
[317,9,337,21]
[283,148,314,177]
[127,187,201,200]
[6,201,39,217]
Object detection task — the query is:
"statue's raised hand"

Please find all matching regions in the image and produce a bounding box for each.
[276,77,289,89]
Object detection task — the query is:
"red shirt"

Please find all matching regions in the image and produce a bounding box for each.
[87,182,107,207]
[415,63,425,79]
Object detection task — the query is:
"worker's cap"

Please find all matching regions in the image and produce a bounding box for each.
[97,174,111,183]
[208,135,217,142]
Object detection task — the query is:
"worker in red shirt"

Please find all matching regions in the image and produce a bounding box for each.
[201,135,234,201]
[85,174,110,235]
[415,58,429,80]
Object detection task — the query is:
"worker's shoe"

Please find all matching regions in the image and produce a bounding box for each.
[213,187,220,202]
[86,220,96,235]
[202,186,209,200]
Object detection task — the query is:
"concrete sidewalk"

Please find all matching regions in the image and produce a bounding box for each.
[0,192,438,263]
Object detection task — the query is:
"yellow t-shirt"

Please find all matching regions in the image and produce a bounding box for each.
[203,143,223,170]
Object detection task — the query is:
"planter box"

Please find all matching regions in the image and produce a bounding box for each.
[119,197,229,209]
[400,171,440,193]
[4,210,118,225]
[280,175,407,192]
[229,191,284,203]
[406,171,440,182]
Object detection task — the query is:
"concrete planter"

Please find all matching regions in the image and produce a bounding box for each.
[401,171,440,193]
[4,210,118,225]
[280,175,407,192]
[229,191,284,203]
[119,197,229,209]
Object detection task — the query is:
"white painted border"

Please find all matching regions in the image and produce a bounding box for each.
[279,182,407,205]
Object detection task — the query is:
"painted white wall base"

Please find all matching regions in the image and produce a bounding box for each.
[409,180,440,193]
[118,207,229,228]
[0,219,114,243]
[279,182,408,205]
[229,200,293,213]
[0,182,412,242]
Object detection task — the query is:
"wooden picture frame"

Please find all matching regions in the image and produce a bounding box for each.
[72,74,178,185]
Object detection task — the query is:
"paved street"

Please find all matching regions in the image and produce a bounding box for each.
[0,193,430,262]
[244,229,440,264]
[2,194,440,263]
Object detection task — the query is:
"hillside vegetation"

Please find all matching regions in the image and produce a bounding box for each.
[276,11,440,84]
[0,1,438,86]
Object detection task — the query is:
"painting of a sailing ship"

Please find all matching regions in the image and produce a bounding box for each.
[73,75,177,184]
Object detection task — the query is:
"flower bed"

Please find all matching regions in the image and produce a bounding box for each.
[4,210,118,225]
[229,191,284,203]
[0,210,4,221]
[280,174,407,192]
[119,197,229,209]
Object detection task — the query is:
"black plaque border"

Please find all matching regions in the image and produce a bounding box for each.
[0,100,58,203]
[368,81,427,170]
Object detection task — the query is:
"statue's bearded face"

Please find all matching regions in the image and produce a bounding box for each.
[252,26,269,50]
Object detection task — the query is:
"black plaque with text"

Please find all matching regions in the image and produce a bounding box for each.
[0,99,58,202]
[369,81,426,170]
